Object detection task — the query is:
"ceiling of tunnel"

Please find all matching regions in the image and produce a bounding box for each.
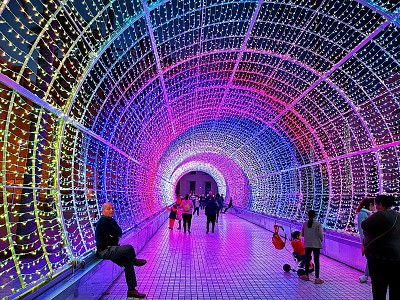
[153,120,294,208]
[0,0,399,296]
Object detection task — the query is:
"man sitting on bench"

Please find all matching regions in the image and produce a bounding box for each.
[95,202,147,299]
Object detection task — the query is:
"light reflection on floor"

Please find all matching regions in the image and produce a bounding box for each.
[101,211,373,300]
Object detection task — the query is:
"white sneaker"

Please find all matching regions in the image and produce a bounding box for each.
[359,275,368,283]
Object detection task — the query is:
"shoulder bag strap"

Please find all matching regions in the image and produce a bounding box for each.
[364,212,399,250]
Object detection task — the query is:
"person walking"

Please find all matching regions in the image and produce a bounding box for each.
[205,191,212,206]
[223,197,233,213]
[193,197,200,216]
[181,194,194,233]
[95,203,147,299]
[356,197,375,283]
[205,196,218,233]
[362,195,400,300]
[300,210,324,284]
[215,193,222,222]
[199,194,206,210]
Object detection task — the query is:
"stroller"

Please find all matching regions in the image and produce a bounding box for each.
[272,225,314,277]
[283,251,314,276]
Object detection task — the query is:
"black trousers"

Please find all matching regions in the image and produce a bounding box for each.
[182,213,192,232]
[305,248,321,278]
[367,256,400,300]
[224,205,232,213]
[206,215,216,232]
[98,245,137,290]
[193,207,200,216]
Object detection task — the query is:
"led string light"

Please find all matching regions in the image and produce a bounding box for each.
[170,162,227,195]
[291,86,357,229]
[158,153,249,209]
[1,0,399,298]
[155,119,300,212]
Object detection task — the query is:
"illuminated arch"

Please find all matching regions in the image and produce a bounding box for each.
[0,0,399,297]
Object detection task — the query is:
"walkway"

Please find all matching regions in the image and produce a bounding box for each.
[101,211,373,300]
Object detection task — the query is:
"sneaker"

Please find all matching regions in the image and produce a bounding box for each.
[315,278,324,284]
[359,275,368,283]
[127,289,146,298]
[300,275,309,281]
[133,259,147,267]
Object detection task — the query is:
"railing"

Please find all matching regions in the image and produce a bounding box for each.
[230,207,365,271]
[14,209,169,300]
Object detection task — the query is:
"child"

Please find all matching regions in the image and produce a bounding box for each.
[166,204,177,230]
[291,231,306,267]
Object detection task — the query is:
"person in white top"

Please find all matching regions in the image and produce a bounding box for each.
[181,194,194,233]
[193,197,200,216]
[300,210,324,284]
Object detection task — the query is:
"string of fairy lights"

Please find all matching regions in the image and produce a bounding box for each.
[0,0,399,297]
[170,162,227,198]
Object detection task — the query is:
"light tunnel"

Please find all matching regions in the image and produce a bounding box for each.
[0,0,399,296]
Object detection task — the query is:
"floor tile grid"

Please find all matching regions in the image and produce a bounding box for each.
[101,212,373,300]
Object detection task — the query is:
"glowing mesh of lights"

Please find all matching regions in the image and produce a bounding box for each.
[0,0,399,297]
[169,162,227,199]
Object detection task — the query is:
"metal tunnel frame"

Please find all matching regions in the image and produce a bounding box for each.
[0,0,399,297]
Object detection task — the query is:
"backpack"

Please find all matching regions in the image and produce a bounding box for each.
[272,225,286,250]
[183,201,191,213]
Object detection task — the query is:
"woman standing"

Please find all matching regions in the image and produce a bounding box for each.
[300,210,324,284]
[181,194,194,233]
[362,195,400,300]
[356,197,375,283]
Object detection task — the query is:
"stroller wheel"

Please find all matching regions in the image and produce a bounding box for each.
[283,264,291,272]
[297,269,305,276]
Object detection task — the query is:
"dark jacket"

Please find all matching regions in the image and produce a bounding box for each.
[95,216,122,253]
[216,196,223,209]
[227,199,233,207]
[361,209,400,260]
[168,205,177,219]
[205,200,218,216]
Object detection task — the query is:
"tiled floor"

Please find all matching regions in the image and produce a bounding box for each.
[101,211,373,300]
